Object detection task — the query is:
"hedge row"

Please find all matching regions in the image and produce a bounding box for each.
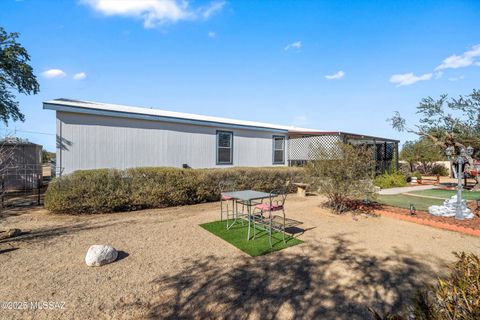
[44,167,306,214]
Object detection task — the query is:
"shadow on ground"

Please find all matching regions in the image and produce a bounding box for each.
[117,234,442,320]
[0,247,18,254]
[0,205,45,219]
[116,250,129,262]
[0,220,129,245]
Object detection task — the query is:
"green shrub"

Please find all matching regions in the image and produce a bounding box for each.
[398,162,412,177]
[430,164,449,176]
[45,167,306,214]
[374,172,407,189]
[305,142,376,214]
[43,169,132,214]
[422,252,480,319]
[370,252,480,320]
[412,170,422,180]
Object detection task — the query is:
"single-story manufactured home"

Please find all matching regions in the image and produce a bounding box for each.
[43,99,399,175]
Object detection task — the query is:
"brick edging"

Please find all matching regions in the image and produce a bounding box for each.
[373,209,480,237]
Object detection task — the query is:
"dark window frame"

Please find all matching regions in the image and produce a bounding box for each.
[272,135,285,164]
[216,130,233,165]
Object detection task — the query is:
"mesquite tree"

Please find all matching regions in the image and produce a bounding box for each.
[400,139,443,173]
[390,90,480,185]
[390,90,480,153]
[0,26,39,124]
[0,27,39,228]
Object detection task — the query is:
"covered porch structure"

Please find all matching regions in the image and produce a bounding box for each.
[287,131,399,174]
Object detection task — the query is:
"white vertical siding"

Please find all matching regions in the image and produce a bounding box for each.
[56,112,287,174]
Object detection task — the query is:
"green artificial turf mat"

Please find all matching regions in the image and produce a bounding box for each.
[200,220,303,257]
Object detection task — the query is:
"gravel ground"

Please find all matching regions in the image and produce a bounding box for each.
[1,195,480,320]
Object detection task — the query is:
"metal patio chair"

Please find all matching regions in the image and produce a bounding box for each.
[219,180,236,226]
[252,188,288,248]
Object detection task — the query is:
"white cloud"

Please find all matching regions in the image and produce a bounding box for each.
[448,75,465,82]
[202,1,225,19]
[41,69,66,79]
[389,72,432,86]
[73,72,87,80]
[435,44,480,70]
[208,31,216,38]
[325,70,345,80]
[390,43,480,87]
[284,41,302,51]
[81,0,225,28]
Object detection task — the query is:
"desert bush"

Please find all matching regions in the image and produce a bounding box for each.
[430,164,449,177]
[305,142,376,214]
[374,172,407,189]
[370,252,480,320]
[398,162,411,177]
[412,170,423,180]
[45,167,305,214]
[425,252,480,319]
[43,169,132,214]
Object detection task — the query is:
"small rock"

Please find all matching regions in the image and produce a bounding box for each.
[85,245,118,267]
[7,228,21,237]
[0,228,21,240]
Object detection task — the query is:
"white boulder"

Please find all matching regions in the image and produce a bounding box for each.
[428,195,474,219]
[85,245,118,267]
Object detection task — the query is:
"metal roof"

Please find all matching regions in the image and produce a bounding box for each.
[0,137,43,146]
[43,99,398,142]
[290,130,400,143]
[43,98,320,133]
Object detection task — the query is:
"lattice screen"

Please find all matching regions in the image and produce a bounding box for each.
[288,135,342,161]
[288,134,398,173]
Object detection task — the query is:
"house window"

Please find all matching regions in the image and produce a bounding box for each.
[273,136,285,164]
[217,131,233,164]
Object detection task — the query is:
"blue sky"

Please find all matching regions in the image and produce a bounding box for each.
[1,0,480,151]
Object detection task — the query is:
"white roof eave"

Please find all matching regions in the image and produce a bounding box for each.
[43,99,321,133]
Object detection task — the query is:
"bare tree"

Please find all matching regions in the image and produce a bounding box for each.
[0,136,17,212]
[0,136,20,244]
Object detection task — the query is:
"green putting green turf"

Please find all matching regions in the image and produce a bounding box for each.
[407,189,480,201]
[200,220,303,257]
[377,194,444,211]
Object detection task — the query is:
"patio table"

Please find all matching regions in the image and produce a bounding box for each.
[221,190,272,240]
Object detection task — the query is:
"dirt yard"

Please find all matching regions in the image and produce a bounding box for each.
[1,194,480,320]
